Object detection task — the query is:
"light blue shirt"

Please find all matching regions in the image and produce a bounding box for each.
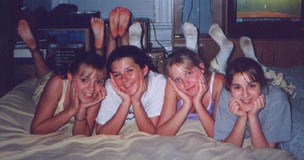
[214,85,291,144]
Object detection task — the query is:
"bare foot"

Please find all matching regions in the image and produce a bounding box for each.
[91,17,105,49]
[17,19,36,50]
[117,7,131,37]
[109,7,120,39]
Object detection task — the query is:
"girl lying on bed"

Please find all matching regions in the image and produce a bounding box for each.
[18,6,147,136]
[91,7,166,135]
[156,48,225,137]
[156,23,293,140]
[17,19,107,136]
[157,23,233,137]
[95,46,167,135]
[179,22,296,98]
[91,7,167,135]
[214,57,291,148]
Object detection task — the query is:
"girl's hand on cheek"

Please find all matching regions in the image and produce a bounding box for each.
[67,80,80,115]
[229,98,247,118]
[82,87,106,109]
[66,72,73,104]
[249,94,265,116]
[168,77,192,106]
[110,74,131,103]
[131,73,146,103]
[100,86,107,101]
[193,71,208,104]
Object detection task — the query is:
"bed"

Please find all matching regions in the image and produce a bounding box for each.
[0,66,303,160]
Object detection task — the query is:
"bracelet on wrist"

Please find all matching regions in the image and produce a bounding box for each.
[74,114,86,121]
[96,48,104,54]
[96,48,103,51]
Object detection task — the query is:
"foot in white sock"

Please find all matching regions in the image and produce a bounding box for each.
[209,23,232,48]
[183,22,198,53]
[129,22,142,49]
[209,23,233,74]
[239,36,267,71]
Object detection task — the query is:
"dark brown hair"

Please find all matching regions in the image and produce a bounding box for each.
[225,57,268,91]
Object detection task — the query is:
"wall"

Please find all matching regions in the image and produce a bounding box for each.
[69,0,173,50]
[24,0,52,11]
[24,0,173,50]
[22,0,304,67]
[0,0,19,97]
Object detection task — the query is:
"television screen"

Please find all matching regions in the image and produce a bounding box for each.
[35,28,92,70]
[237,0,301,23]
[228,0,304,38]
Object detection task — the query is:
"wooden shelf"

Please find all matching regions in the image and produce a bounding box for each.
[173,37,304,67]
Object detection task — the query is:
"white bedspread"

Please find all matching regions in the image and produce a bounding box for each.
[0,79,297,160]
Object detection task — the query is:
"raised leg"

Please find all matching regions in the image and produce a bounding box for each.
[90,17,105,56]
[117,7,131,37]
[183,22,198,53]
[129,22,142,49]
[209,23,233,74]
[17,19,50,78]
[239,36,266,70]
[109,7,120,39]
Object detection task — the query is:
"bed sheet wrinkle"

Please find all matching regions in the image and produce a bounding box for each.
[2,133,72,158]
[0,110,30,126]
[192,144,245,160]
[0,70,302,160]
[0,125,28,137]
[1,104,34,117]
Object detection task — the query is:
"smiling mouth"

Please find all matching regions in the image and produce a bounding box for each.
[240,99,252,105]
[83,93,94,98]
[124,83,133,89]
[185,85,195,92]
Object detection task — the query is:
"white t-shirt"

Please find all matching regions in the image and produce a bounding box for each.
[96,71,167,125]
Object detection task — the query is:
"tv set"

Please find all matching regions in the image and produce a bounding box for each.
[35,28,92,70]
[36,28,92,52]
[227,0,304,38]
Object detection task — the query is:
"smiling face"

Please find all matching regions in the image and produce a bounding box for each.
[169,64,203,97]
[73,64,107,104]
[230,72,262,112]
[110,57,148,96]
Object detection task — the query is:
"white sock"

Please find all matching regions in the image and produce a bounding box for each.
[183,22,198,53]
[209,23,233,74]
[129,22,142,49]
[239,36,267,71]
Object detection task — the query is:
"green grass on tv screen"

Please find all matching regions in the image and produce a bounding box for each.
[237,0,301,16]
